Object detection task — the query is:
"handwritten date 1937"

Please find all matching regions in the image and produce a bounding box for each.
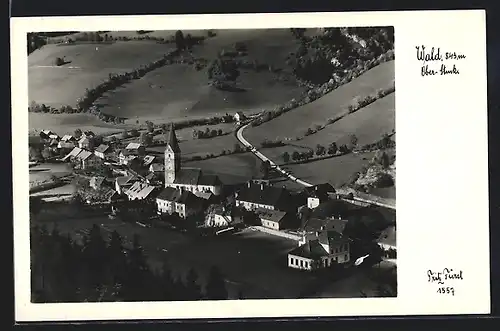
[437,287,455,296]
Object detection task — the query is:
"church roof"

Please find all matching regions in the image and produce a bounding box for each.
[173,168,222,187]
[166,123,181,153]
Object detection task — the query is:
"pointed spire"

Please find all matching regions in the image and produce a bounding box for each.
[166,123,181,153]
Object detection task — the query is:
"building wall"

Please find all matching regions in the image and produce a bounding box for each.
[288,255,314,270]
[261,218,279,230]
[236,200,274,211]
[165,183,221,196]
[307,197,320,209]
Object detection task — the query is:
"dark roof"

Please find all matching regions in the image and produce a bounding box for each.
[173,168,222,186]
[288,240,329,259]
[255,208,287,223]
[166,123,181,153]
[157,187,204,209]
[116,175,136,186]
[318,230,349,247]
[94,144,110,153]
[303,217,347,234]
[236,183,290,207]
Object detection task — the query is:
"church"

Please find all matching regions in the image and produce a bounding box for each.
[162,123,223,196]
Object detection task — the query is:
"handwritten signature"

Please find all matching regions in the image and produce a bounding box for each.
[427,268,464,284]
[416,45,466,77]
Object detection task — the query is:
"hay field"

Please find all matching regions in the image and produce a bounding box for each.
[298,92,395,149]
[244,60,395,144]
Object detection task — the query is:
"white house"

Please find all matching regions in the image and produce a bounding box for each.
[125,142,146,155]
[255,208,289,230]
[124,181,157,201]
[288,230,350,271]
[235,182,291,212]
[206,206,237,227]
[78,136,93,149]
[115,175,137,195]
[234,111,246,123]
[156,187,204,219]
[94,144,110,159]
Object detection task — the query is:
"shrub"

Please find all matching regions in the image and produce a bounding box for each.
[54,57,65,66]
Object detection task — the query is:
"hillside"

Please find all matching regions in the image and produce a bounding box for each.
[244,60,395,145]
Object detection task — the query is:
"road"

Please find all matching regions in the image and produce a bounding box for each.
[235,120,396,210]
[236,122,313,187]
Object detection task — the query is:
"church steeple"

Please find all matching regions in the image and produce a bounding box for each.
[164,123,181,185]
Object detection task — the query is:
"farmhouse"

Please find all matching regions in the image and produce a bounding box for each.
[78,136,93,150]
[288,230,351,271]
[40,130,59,140]
[206,205,240,227]
[124,181,157,201]
[254,208,292,230]
[76,149,98,170]
[119,150,139,166]
[302,183,335,209]
[163,123,223,195]
[61,135,75,143]
[115,175,137,195]
[235,182,292,212]
[94,144,110,159]
[234,111,246,122]
[299,217,348,246]
[57,141,75,150]
[125,142,146,156]
[62,147,82,162]
[156,187,204,219]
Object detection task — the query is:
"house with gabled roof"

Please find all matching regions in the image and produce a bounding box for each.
[125,181,157,201]
[115,175,137,195]
[94,144,110,159]
[235,181,292,212]
[156,186,204,218]
[288,229,351,271]
[255,207,294,230]
[61,147,82,162]
[61,134,75,143]
[90,176,106,190]
[143,155,156,167]
[125,142,145,156]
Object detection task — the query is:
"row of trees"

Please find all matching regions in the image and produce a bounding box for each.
[192,128,225,139]
[31,224,231,302]
[281,141,351,163]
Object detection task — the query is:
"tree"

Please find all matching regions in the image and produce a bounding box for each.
[129,129,140,137]
[145,121,155,133]
[175,30,185,51]
[260,160,271,179]
[161,123,169,134]
[328,142,338,155]
[234,143,242,153]
[292,151,300,161]
[350,134,358,148]
[74,128,82,139]
[217,129,223,136]
[316,144,325,156]
[192,129,199,139]
[140,132,153,146]
[282,152,290,163]
[41,147,52,160]
[121,130,129,139]
[380,152,390,169]
[205,266,228,300]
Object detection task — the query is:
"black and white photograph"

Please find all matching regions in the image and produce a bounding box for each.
[27,26,396,303]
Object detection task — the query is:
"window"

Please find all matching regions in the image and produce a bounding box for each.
[300,260,303,268]
[290,257,294,266]
[345,254,348,261]
[305,261,309,269]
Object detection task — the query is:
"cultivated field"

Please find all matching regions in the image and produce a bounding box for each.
[244,60,395,145]
[286,151,377,187]
[298,93,395,149]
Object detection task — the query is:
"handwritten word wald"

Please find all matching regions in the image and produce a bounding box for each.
[427,268,464,296]
[416,45,466,77]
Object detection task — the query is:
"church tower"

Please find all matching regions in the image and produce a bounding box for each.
[164,123,181,186]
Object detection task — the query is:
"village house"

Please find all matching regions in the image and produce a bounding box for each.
[94,144,110,159]
[206,205,241,227]
[125,142,146,156]
[299,216,348,246]
[163,123,223,195]
[149,163,164,173]
[115,175,137,195]
[233,111,246,123]
[118,150,139,166]
[40,130,59,140]
[57,141,76,150]
[60,134,75,143]
[61,147,98,169]
[124,181,157,201]
[235,181,292,212]
[143,155,156,167]
[61,147,82,162]
[156,187,204,219]
[255,208,294,230]
[288,230,351,271]
[78,136,93,150]
[302,183,336,209]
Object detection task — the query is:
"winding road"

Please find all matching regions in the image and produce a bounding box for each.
[235,120,396,210]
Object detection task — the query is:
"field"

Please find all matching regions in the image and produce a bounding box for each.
[29,29,305,136]
[298,93,395,149]
[244,60,395,145]
[286,151,377,187]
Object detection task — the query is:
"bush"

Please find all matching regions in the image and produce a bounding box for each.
[54,57,65,66]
